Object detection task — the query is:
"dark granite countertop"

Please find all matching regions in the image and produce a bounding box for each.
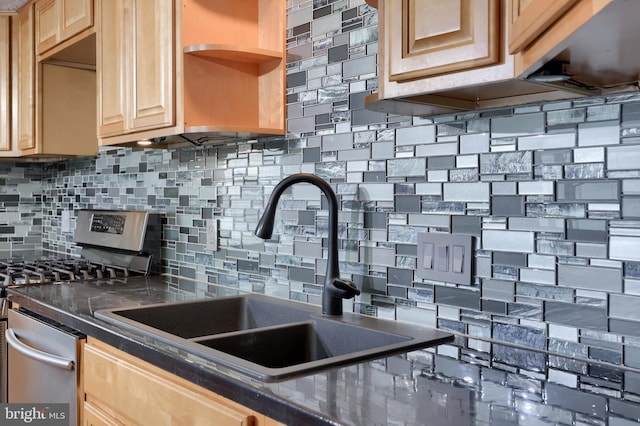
[7,275,640,426]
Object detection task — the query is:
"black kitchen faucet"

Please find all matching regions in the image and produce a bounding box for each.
[255,173,360,315]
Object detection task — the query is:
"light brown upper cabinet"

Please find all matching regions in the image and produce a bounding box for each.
[368,0,640,117]
[0,16,18,157]
[16,0,98,158]
[16,4,35,152]
[511,0,640,92]
[508,0,578,55]
[387,0,501,82]
[0,16,12,155]
[35,0,93,55]
[98,0,286,147]
[367,0,580,117]
[97,0,174,139]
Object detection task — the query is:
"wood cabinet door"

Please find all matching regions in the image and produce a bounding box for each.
[97,0,128,137]
[0,17,10,152]
[509,0,578,54]
[130,0,174,132]
[60,0,93,42]
[17,5,35,151]
[35,0,93,55]
[387,0,501,82]
[35,0,59,54]
[84,342,253,426]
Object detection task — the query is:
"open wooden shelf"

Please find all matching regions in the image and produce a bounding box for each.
[184,44,282,64]
[181,0,286,138]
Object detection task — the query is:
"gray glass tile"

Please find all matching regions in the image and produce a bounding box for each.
[556,180,620,202]
[396,125,435,145]
[545,382,606,419]
[237,259,259,273]
[387,158,426,177]
[482,300,506,314]
[443,182,489,202]
[482,230,534,253]
[547,108,585,126]
[610,318,640,338]
[394,195,420,213]
[578,120,620,146]
[608,145,640,170]
[493,265,517,280]
[460,133,489,154]
[328,44,348,63]
[493,344,546,371]
[518,133,575,150]
[527,202,585,218]
[387,267,413,286]
[318,85,349,104]
[480,152,532,174]
[587,104,620,122]
[534,149,572,165]
[492,113,544,138]
[315,161,346,179]
[322,133,352,151]
[557,263,621,292]
[451,216,481,236]
[494,252,526,267]
[610,236,640,262]
[421,201,464,215]
[352,108,386,126]
[516,283,573,302]
[289,266,315,283]
[435,286,480,310]
[566,219,606,242]
[342,55,376,78]
[427,155,455,170]
[610,294,640,321]
[545,301,607,330]
[287,71,307,88]
[491,195,524,216]
[563,163,604,179]
[622,101,640,128]
[623,196,640,218]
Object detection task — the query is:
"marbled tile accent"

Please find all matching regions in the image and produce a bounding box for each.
[0,0,625,374]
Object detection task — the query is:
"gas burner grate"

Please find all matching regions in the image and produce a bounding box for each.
[0,258,140,287]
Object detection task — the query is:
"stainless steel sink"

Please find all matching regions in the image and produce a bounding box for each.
[95,294,453,382]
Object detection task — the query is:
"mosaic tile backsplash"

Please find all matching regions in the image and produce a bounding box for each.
[4,0,640,379]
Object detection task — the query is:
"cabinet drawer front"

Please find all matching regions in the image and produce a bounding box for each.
[388,0,501,81]
[84,343,253,426]
[83,402,121,426]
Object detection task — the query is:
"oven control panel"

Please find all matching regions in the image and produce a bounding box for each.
[90,213,127,235]
[74,210,150,252]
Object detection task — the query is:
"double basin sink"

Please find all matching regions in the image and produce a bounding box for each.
[95,294,453,382]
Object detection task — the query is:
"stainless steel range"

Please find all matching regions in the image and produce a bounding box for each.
[0,209,162,414]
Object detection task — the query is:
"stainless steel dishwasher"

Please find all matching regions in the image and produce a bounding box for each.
[6,308,85,426]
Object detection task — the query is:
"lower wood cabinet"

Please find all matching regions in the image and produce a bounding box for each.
[83,338,284,426]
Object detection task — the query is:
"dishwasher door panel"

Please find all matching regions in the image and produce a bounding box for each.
[7,309,83,426]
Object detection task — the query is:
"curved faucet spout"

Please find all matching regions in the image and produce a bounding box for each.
[255,173,360,315]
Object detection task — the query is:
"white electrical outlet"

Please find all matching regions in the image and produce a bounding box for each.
[206,219,218,251]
